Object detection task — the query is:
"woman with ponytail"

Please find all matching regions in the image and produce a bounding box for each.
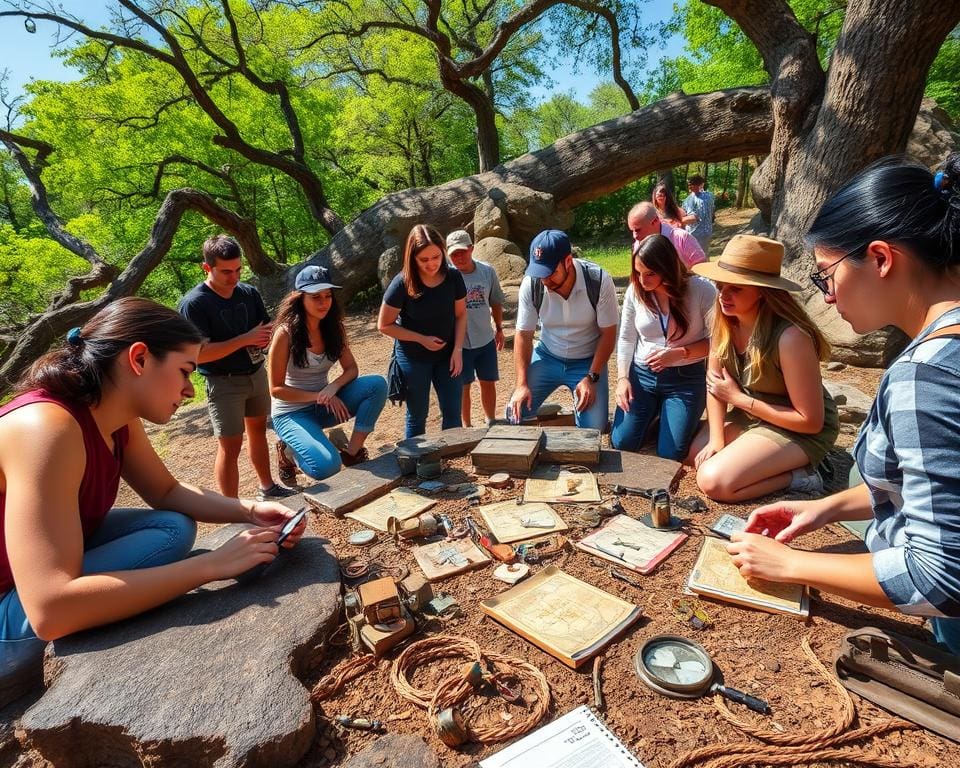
[727,154,960,654]
[0,297,305,704]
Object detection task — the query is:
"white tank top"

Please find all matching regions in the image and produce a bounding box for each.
[270,348,336,417]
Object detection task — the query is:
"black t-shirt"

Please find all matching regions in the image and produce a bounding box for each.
[383,270,467,362]
[178,282,270,376]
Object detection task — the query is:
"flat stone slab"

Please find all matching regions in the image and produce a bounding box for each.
[824,380,873,424]
[596,449,682,490]
[343,734,440,768]
[19,525,341,768]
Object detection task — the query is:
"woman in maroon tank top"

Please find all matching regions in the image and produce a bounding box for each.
[0,298,305,705]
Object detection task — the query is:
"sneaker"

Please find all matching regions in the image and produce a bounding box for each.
[339,447,369,467]
[256,482,297,502]
[275,440,297,485]
[787,466,824,495]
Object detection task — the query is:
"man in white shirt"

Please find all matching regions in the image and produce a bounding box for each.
[506,230,619,431]
[627,201,706,269]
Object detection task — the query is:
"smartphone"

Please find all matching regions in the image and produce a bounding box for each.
[276,507,308,545]
[708,513,747,540]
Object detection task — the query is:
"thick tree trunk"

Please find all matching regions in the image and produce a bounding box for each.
[306,87,774,300]
[713,0,960,365]
[735,158,748,208]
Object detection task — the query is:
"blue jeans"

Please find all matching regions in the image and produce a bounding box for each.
[0,508,196,704]
[611,360,706,460]
[510,344,609,431]
[272,374,388,479]
[394,344,462,438]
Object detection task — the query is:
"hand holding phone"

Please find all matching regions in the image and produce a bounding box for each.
[277,507,308,546]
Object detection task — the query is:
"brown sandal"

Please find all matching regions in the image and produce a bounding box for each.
[276,439,298,485]
[339,447,369,467]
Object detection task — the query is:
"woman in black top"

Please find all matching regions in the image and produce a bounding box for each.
[378,224,467,438]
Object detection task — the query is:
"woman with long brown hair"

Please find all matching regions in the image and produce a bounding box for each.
[652,182,686,229]
[0,298,304,705]
[378,224,467,438]
[612,234,715,459]
[269,266,387,483]
[687,235,838,502]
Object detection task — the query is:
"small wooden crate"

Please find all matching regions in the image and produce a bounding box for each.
[470,425,543,475]
[539,427,602,464]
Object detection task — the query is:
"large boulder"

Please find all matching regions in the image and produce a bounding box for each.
[481,184,574,252]
[18,526,341,768]
[824,379,875,424]
[378,245,403,290]
[474,196,509,240]
[473,237,527,282]
[907,98,959,170]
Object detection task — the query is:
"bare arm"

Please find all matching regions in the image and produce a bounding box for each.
[705,350,728,448]
[727,327,825,434]
[1,409,283,641]
[197,323,273,364]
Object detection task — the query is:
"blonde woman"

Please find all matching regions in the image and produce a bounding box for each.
[686,235,838,502]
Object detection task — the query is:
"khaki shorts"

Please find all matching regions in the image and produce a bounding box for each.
[205,366,271,438]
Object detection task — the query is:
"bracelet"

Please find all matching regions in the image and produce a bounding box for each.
[746,396,755,413]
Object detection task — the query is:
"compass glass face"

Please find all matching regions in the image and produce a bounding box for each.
[642,640,711,689]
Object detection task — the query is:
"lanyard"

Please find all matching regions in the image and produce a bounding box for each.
[657,309,669,339]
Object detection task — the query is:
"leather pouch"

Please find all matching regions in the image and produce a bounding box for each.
[833,626,960,741]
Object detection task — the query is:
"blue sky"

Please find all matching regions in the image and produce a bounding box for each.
[2,1,684,105]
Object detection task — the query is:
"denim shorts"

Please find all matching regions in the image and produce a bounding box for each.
[460,339,499,385]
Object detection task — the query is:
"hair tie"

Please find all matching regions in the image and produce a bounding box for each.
[66,327,83,346]
[934,170,952,195]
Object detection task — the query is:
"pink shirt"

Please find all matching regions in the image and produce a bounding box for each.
[658,222,706,268]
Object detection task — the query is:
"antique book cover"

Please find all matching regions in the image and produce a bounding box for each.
[344,487,436,531]
[411,538,491,581]
[522,466,601,504]
[687,537,809,618]
[576,514,687,574]
[480,565,642,667]
[478,499,569,543]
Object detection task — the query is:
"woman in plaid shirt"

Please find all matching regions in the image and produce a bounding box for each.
[727,153,960,653]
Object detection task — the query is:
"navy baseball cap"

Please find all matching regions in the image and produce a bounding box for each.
[526,230,571,279]
[295,265,340,293]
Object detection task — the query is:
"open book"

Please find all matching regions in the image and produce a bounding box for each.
[480,705,644,768]
[480,566,641,668]
[576,514,687,574]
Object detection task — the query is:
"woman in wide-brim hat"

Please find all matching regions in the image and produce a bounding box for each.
[685,234,839,502]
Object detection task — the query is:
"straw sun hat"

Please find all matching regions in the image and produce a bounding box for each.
[691,234,802,292]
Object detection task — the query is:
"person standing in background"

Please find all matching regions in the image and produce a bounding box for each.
[683,174,716,254]
[178,235,294,501]
[445,230,505,428]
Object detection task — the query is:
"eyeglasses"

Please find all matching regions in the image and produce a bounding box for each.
[809,248,859,295]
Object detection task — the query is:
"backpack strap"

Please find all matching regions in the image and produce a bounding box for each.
[917,323,960,345]
[530,258,603,315]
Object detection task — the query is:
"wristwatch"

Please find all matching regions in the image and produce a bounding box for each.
[587,371,601,383]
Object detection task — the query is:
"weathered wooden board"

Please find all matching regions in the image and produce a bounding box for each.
[396,427,488,460]
[539,427,602,464]
[302,452,403,516]
[412,538,491,582]
[484,425,544,441]
[471,437,541,475]
[595,449,681,491]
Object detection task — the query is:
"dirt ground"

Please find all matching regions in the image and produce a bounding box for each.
[23,209,954,767]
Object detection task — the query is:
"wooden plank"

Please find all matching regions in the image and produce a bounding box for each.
[539,427,602,464]
[595,449,681,491]
[396,427,489,459]
[471,437,540,475]
[484,425,544,441]
[302,452,403,517]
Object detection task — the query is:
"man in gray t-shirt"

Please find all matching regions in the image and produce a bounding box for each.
[446,230,505,427]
